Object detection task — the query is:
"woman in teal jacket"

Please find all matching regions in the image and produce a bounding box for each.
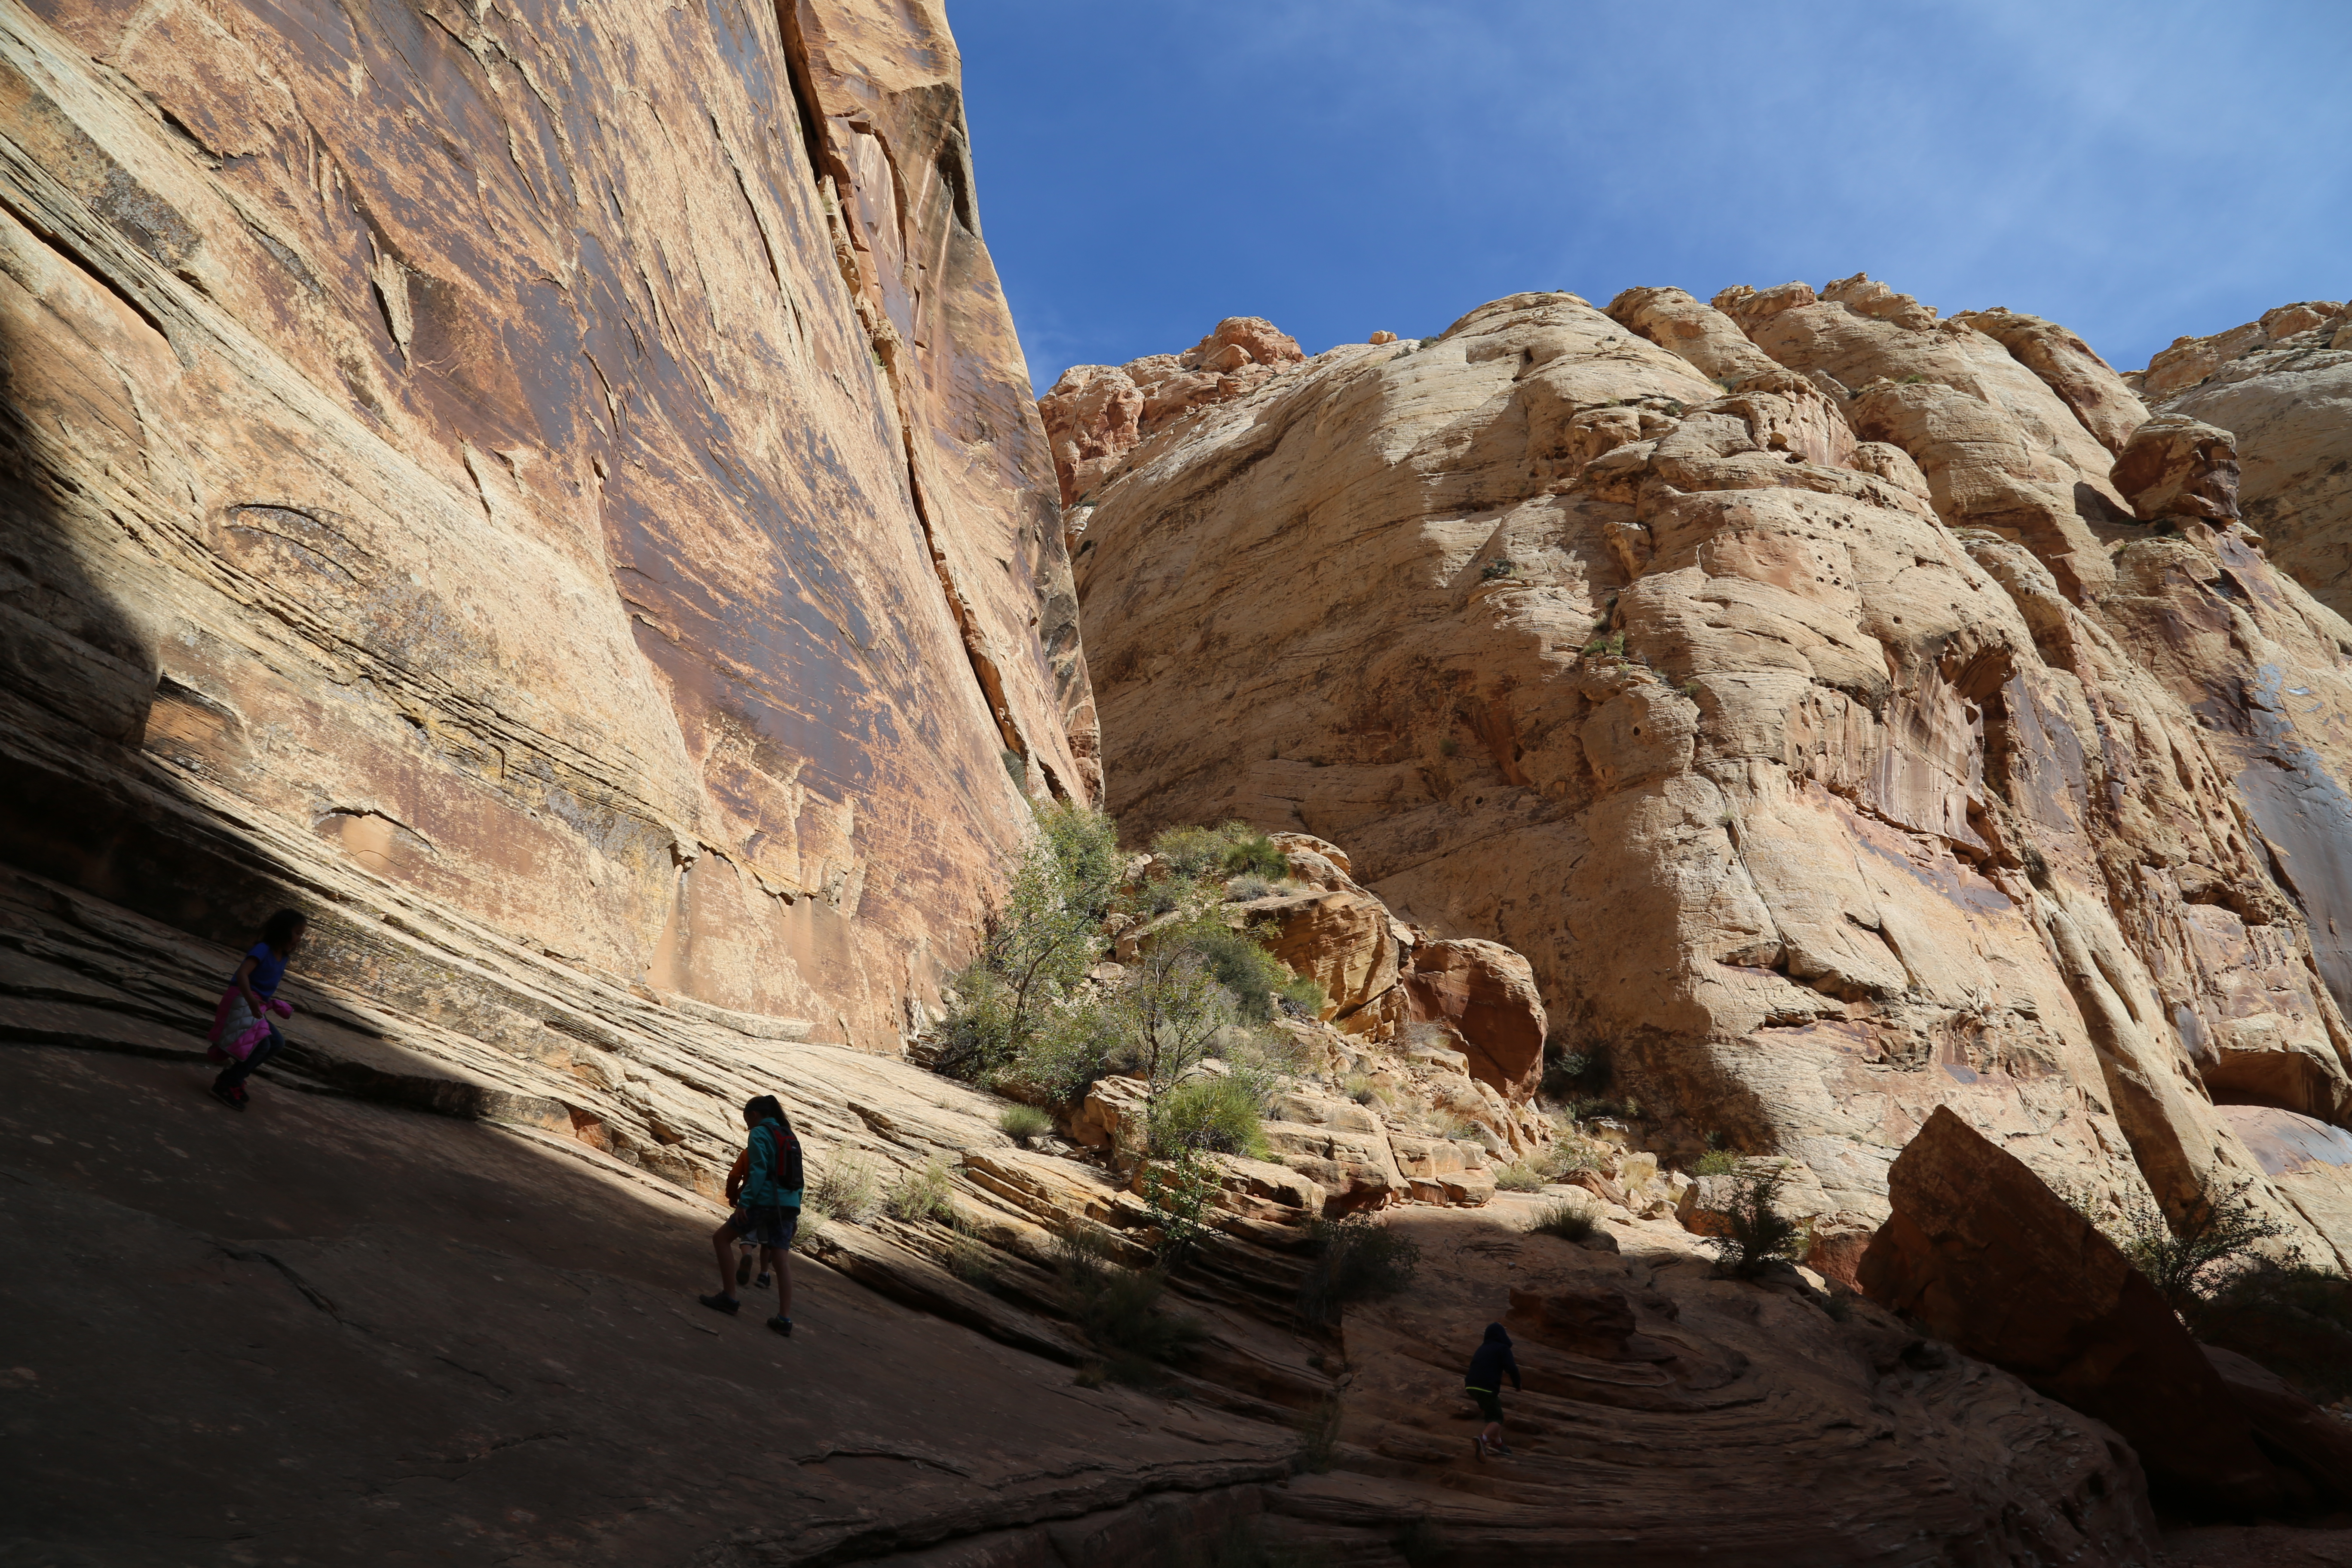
[700,1095,803,1335]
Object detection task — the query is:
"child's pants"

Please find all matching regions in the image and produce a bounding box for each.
[216,1023,285,1088]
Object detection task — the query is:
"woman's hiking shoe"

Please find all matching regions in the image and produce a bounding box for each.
[735,1254,753,1286]
[209,1083,245,1112]
[698,1293,740,1315]
[767,1315,793,1337]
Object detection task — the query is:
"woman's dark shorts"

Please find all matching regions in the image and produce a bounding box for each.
[724,1205,799,1250]
[1467,1387,1504,1422]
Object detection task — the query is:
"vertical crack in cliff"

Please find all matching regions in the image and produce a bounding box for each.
[774,5,1063,802]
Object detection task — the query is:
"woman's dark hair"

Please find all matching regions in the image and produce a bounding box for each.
[261,908,309,950]
[745,1094,788,1131]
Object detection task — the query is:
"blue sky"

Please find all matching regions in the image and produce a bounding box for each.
[955,1,2351,391]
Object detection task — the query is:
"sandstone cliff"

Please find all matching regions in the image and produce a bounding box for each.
[2130,300,2352,618]
[0,0,1093,1060]
[1067,283,2352,1280]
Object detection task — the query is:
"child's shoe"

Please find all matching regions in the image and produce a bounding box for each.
[755,1271,772,1289]
[767,1315,793,1337]
[209,1083,245,1112]
[736,1253,753,1286]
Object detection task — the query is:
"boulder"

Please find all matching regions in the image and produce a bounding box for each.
[1856,1107,2300,1517]
[1255,887,1400,1021]
[1402,940,1547,1099]
[2112,414,2241,523]
[1069,1075,1152,1151]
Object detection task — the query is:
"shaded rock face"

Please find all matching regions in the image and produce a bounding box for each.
[1069,285,2352,1272]
[2131,300,2352,618]
[0,0,1094,1054]
[1858,1106,2346,1519]
[2113,415,2242,523]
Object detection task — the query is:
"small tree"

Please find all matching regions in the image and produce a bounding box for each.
[1703,1167,1808,1277]
[934,801,1119,1081]
[2116,1179,2294,1315]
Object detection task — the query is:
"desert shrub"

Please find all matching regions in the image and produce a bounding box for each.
[1151,1074,1270,1159]
[1438,737,1460,756]
[2087,1178,2300,1315]
[1053,1224,1205,1385]
[1279,973,1328,1016]
[1493,1161,1548,1192]
[1341,1073,1384,1106]
[1480,556,1515,581]
[933,801,1121,1082]
[1537,1036,1604,1104]
[1703,1168,1809,1277]
[1530,1194,1597,1241]
[1298,1216,1421,1323]
[998,1102,1054,1146]
[1153,820,1287,881]
[805,1154,882,1225]
[1182,920,1298,1023]
[1225,873,1280,902]
[1139,1147,1222,1259]
[884,1158,954,1224]
[1006,1000,1127,1108]
[1292,1398,1343,1474]
[1694,1148,1740,1177]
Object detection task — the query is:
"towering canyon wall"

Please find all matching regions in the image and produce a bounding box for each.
[0,0,1092,1050]
[1065,282,2352,1271]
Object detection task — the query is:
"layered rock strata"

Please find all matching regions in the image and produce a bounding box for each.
[0,0,1093,1055]
[1068,284,2352,1274]
[2130,300,2352,617]
[2,861,2165,1565]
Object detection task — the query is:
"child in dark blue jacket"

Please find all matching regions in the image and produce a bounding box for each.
[1465,1322,1521,1457]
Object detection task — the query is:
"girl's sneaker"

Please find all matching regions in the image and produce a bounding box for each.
[767,1315,793,1337]
[209,1083,245,1112]
[736,1253,753,1286]
[755,1271,772,1289]
[1472,1435,1487,1459]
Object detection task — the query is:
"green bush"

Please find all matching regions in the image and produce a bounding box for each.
[2118,1179,2295,1314]
[1279,974,1328,1017]
[1152,820,1286,880]
[1530,1194,1597,1241]
[1004,1000,1125,1108]
[1479,556,1515,581]
[1182,920,1297,1023]
[884,1158,954,1224]
[1694,1148,1740,1177]
[998,1103,1054,1146]
[1150,1074,1270,1159]
[1703,1168,1809,1277]
[933,801,1121,1082]
[1139,1147,1222,1259]
[1225,873,1280,902]
[1341,1073,1384,1106]
[1298,1216,1421,1323]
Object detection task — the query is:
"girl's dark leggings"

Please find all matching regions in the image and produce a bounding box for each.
[216,1023,285,1089]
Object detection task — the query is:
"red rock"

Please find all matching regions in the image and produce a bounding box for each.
[1857,1106,2299,1518]
[1402,939,1547,1099]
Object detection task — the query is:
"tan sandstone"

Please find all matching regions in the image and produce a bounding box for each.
[1069,287,2352,1283]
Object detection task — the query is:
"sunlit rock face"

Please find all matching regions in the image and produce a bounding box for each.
[0,0,1094,1050]
[1070,284,2352,1269]
[2128,299,2352,619]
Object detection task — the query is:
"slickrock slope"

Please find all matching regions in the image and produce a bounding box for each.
[2131,301,2352,618]
[1068,285,2352,1275]
[0,864,2163,1567]
[0,0,1093,1057]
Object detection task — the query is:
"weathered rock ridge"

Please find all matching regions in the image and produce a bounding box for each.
[0,0,1095,1057]
[1069,281,2352,1281]
[2130,300,2352,618]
